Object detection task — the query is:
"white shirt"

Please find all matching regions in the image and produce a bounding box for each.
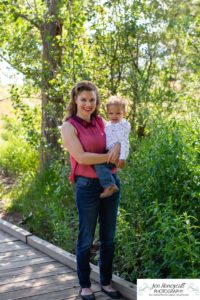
[105,119,131,160]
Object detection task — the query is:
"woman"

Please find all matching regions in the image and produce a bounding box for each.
[61,81,122,300]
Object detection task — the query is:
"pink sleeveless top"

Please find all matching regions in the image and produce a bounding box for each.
[67,115,107,183]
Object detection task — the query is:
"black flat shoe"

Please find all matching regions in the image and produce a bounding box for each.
[80,292,95,300]
[101,287,122,299]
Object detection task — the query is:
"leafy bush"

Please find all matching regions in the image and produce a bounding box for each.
[0,117,39,176]
[10,85,41,148]
[6,159,77,253]
[0,114,77,254]
[115,116,200,282]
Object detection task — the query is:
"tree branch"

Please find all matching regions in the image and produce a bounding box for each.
[33,0,39,16]
[17,13,40,29]
[127,36,142,75]
[26,0,33,10]
[0,54,24,75]
[0,54,41,79]
[3,1,41,29]
[145,42,153,84]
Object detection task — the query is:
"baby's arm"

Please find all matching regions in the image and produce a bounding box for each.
[118,121,131,161]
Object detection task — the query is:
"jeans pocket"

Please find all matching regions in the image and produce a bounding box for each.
[75,177,90,188]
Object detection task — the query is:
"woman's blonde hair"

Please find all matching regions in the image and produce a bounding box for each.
[63,81,100,122]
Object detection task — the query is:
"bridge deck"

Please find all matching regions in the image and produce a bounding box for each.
[0,229,128,300]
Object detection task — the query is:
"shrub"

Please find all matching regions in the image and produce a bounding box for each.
[115,116,200,281]
[0,117,39,176]
[6,160,77,253]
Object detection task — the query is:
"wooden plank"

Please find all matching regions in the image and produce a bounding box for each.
[14,283,101,300]
[0,256,55,271]
[0,272,78,293]
[28,236,135,300]
[0,266,73,286]
[0,223,133,299]
[0,276,80,300]
[90,264,136,300]
[0,219,32,243]
[17,287,82,300]
[27,235,77,270]
[0,231,19,243]
[112,273,137,300]
[0,250,45,263]
[0,240,30,253]
[0,261,64,278]
[0,248,44,259]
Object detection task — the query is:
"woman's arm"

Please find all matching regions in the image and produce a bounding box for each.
[61,122,110,165]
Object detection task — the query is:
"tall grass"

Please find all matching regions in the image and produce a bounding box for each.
[0,116,39,176]
[115,115,200,281]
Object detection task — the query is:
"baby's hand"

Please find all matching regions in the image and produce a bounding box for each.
[117,159,125,169]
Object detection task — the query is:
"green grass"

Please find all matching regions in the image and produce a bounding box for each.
[0,118,40,177]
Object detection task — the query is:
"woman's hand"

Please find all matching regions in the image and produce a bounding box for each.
[107,143,121,164]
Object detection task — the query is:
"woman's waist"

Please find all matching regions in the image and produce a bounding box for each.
[75,164,98,178]
[75,164,117,178]
[75,173,119,187]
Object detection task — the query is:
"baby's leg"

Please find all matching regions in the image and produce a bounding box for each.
[94,164,118,198]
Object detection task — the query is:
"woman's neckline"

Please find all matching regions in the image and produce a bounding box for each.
[75,114,91,123]
[72,115,96,127]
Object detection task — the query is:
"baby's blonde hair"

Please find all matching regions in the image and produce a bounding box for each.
[106,96,126,113]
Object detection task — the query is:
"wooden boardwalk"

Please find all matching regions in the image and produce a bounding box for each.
[0,229,128,300]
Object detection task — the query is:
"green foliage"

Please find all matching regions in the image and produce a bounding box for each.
[0,88,41,176]
[0,117,39,176]
[115,115,200,281]
[6,159,77,253]
[10,85,41,148]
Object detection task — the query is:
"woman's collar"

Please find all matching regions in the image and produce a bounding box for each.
[72,115,96,127]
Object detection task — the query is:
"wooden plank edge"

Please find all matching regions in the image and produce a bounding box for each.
[0,219,137,299]
[27,235,137,300]
[27,235,76,270]
[90,264,137,300]
[0,219,32,243]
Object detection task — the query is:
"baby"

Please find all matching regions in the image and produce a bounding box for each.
[94,96,131,198]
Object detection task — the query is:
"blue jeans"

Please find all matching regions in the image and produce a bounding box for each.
[75,173,120,288]
[94,163,116,188]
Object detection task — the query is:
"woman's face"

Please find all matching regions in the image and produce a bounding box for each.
[75,90,97,120]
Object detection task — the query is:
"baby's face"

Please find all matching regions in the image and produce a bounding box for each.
[107,104,124,124]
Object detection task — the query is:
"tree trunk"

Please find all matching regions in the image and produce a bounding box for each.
[40,0,64,169]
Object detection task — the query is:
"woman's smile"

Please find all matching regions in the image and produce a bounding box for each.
[75,91,97,121]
